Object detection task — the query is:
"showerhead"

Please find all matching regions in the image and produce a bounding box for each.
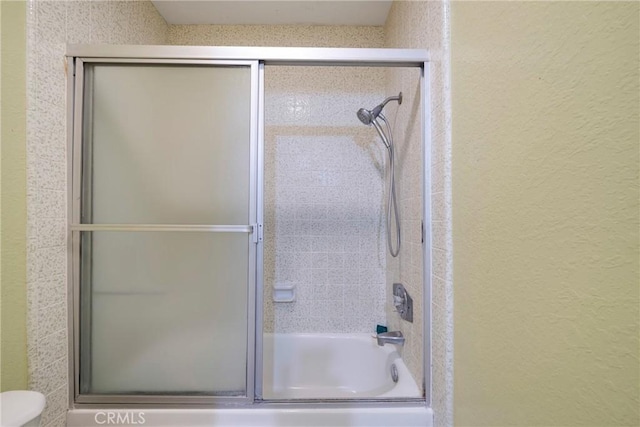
[356,92,403,126]
[357,108,374,125]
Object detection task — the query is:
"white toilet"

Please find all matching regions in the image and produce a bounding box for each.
[0,391,46,427]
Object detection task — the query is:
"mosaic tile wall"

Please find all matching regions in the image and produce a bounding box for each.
[385,1,453,425]
[168,26,390,334]
[264,67,387,333]
[25,2,167,425]
[380,65,425,389]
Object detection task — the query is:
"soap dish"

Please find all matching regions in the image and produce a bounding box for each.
[273,284,295,302]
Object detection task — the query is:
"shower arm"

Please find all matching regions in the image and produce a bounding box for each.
[373,93,403,117]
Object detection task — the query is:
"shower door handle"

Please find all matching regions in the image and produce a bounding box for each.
[251,223,263,244]
[70,224,254,233]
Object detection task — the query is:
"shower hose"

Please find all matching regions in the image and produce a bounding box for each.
[379,114,401,258]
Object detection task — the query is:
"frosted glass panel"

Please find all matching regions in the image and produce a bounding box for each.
[85,64,251,225]
[78,63,254,397]
[84,232,249,394]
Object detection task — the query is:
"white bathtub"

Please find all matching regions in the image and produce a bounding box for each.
[262,333,421,399]
[67,333,432,427]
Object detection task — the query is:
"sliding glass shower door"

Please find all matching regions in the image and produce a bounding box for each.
[72,61,258,401]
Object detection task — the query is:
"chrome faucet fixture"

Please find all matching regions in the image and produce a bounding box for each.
[393,283,413,323]
[376,331,405,347]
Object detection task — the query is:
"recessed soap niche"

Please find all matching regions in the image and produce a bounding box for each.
[273,284,295,302]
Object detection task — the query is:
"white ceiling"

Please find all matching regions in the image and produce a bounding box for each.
[151,1,393,26]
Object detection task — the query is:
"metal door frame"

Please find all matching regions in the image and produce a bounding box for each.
[69,57,260,405]
[66,45,431,409]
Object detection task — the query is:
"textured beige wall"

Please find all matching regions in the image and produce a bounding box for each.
[452,2,639,425]
[0,0,28,393]
[385,1,452,422]
[169,24,384,48]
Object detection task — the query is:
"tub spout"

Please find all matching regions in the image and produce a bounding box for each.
[376,331,405,347]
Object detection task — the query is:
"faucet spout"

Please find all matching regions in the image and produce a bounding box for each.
[376,331,405,347]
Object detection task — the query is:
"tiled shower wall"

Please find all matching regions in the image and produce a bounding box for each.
[25,1,167,425]
[381,64,424,387]
[168,26,389,333]
[263,67,387,333]
[385,1,453,426]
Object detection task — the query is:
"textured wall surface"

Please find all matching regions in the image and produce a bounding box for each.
[385,0,452,423]
[1,0,28,392]
[169,24,385,48]
[169,26,391,334]
[264,67,388,334]
[451,2,639,425]
[25,1,167,425]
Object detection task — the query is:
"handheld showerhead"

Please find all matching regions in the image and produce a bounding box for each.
[357,108,374,125]
[356,92,403,126]
[356,92,403,258]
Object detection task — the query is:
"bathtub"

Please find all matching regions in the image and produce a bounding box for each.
[262,333,421,399]
[67,333,432,426]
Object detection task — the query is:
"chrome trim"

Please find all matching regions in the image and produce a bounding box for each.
[422,61,434,406]
[72,397,426,409]
[254,398,426,407]
[71,58,85,404]
[254,61,266,400]
[245,60,261,402]
[67,56,79,409]
[66,45,429,67]
[76,58,256,66]
[78,61,95,396]
[69,224,254,233]
[75,395,249,406]
[376,331,405,347]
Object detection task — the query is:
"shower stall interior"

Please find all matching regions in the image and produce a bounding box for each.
[66,45,431,419]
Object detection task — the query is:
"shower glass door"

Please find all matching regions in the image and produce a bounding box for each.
[72,61,258,401]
